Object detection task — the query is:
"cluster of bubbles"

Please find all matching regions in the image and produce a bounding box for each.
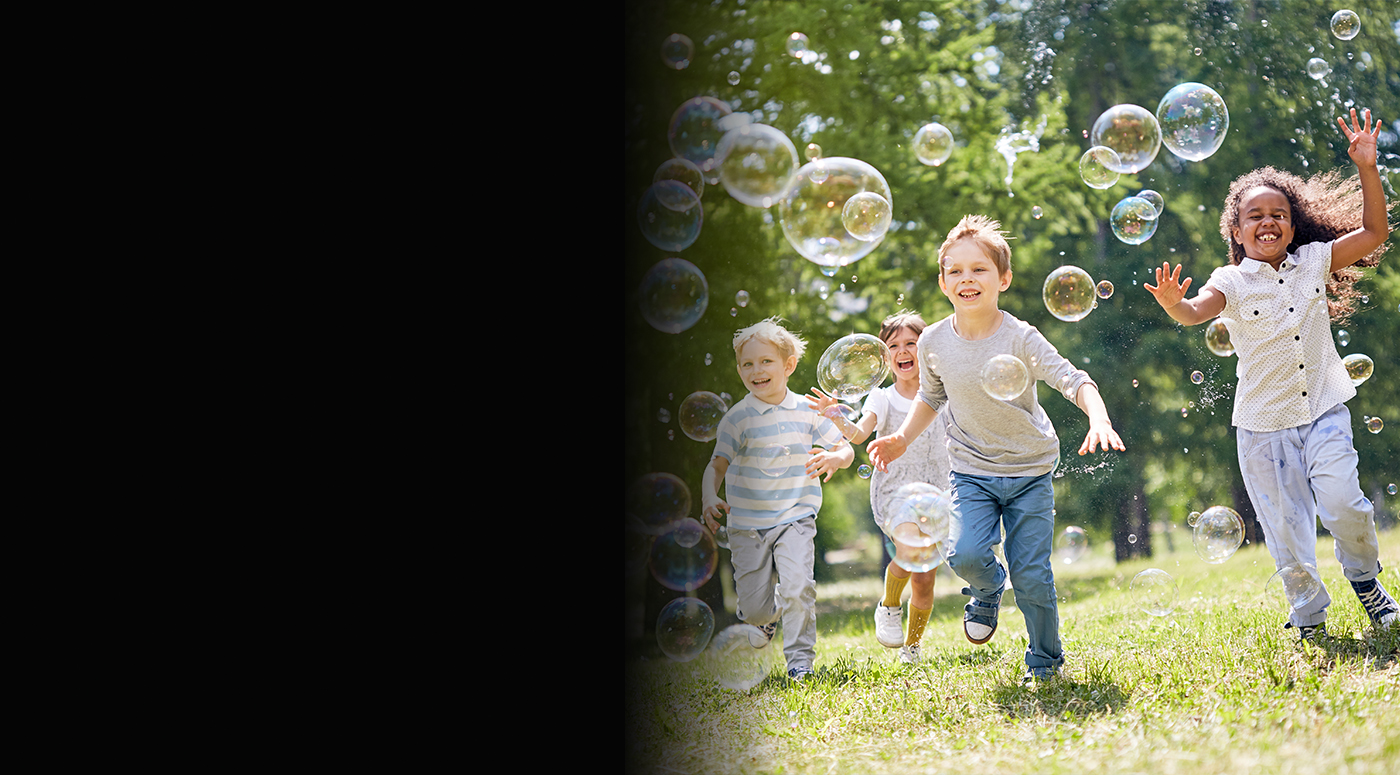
[980,354,1030,401]
[879,482,953,573]
[1054,526,1089,564]
[1043,265,1097,322]
[1363,416,1384,434]
[817,334,891,401]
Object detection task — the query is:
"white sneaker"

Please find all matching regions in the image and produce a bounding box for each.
[875,605,904,648]
[898,644,920,664]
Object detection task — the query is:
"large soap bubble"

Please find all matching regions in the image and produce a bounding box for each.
[1267,562,1323,612]
[1110,196,1159,245]
[651,521,719,591]
[706,624,772,690]
[627,472,692,535]
[716,123,798,208]
[1342,353,1373,386]
[638,258,708,334]
[637,181,703,252]
[1330,10,1360,40]
[1192,505,1244,564]
[1055,526,1089,564]
[1157,83,1230,162]
[913,122,954,167]
[656,597,715,661]
[668,97,733,173]
[679,391,728,442]
[981,354,1030,401]
[1130,568,1177,617]
[816,334,892,401]
[779,157,893,273]
[880,482,952,573]
[1091,105,1161,173]
[1043,265,1096,322]
[842,191,892,242]
[1205,318,1235,357]
[1078,146,1121,189]
[1135,189,1165,218]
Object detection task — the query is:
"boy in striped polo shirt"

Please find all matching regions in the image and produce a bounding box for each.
[701,318,854,680]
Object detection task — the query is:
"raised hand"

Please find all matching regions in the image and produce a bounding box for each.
[806,386,839,414]
[1144,262,1192,309]
[1337,107,1380,168]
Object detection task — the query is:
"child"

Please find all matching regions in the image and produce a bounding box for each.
[701,317,855,680]
[868,215,1125,683]
[808,311,952,665]
[1145,108,1397,640]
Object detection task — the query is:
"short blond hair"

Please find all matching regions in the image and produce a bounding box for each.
[937,214,1012,277]
[733,316,807,362]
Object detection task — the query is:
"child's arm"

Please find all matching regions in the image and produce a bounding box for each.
[1331,107,1390,272]
[805,442,854,482]
[1144,262,1226,325]
[1073,383,1126,455]
[867,398,937,472]
[806,387,876,444]
[701,456,729,532]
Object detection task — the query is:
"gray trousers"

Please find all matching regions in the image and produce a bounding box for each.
[730,516,817,671]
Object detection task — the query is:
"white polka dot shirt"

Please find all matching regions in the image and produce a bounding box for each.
[1204,240,1356,433]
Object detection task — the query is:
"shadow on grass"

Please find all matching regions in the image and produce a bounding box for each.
[990,670,1132,720]
[1303,625,1400,670]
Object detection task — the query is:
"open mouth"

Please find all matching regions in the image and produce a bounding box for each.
[958,289,981,301]
[1258,233,1280,244]
[894,356,916,373]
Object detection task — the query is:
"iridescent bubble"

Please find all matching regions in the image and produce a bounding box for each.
[717,123,799,209]
[786,32,810,58]
[656,597,714,661]
[1131,568,1178,616]
[1110,196,1159,245]
[1330,10,1360,41]
[627,472,692,535]
[980,353,1030,401]
[913,122,954,167]
[651,522,719,592]
[705,624,771,691]
[1078,146,1122,189]
[713,525,730,549]
[1191,370,1204,385]
[1055,526,1089,564]
[1187,511,1201,527]
[1096,280,1114,299]
[727,71,741,86]
[1192,505,1244,564]
[779,157,893,272]
[661,34,694,70]
[672,517,706,548]
[1132,379,1139,388]
[654,158,706,203]
[668,97,733,173]
[1341,353,1373,386]
[637,181,703,252]
[1306,58,1332,81]
[735,290,750,307]
[1032,206,1044,219]
[1135,189,1165,218]
[1267,562,1323,611]
[857,464,873,479]
[880,483,953,573]
[1205,318,1235,357]
[1128,534,1138,544]
[679,391,729,442]
[1091,104,1162,173]
[1388,484,1397,496]
[1043,265,1097,322]
[1194,47,1202,56]
[842,191,892,242]
[638,258,708,334]
[817,334,892,401]
[1366,416,1384,434]
[1156,83,1230,162]
[821,405,863,442]
[756,442,795,477]
[1337,329,1350,347]
[805,143,822,161]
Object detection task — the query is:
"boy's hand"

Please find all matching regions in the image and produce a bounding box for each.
[1144,262,1192,309]
[805,387,839,414]
[1338,107,1379,168]
[867,433,907,472]
[1078,422,1126,455]
[701,498,729,532]
[805,447,842,482]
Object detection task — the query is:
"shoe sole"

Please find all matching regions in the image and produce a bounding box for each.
[964,623,996,645]
[877,635,905,648]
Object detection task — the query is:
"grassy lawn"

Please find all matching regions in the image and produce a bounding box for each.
[625,531,1400,775]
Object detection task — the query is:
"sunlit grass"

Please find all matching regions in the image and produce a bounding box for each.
[626,534,1400,775]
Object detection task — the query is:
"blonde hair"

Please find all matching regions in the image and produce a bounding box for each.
[733,316,807,362]
[937,214,1013,277]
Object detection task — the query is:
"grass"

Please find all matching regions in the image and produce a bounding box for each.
[625,531,1400,775]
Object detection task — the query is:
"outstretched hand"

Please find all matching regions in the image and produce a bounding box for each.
[1338,107,1380,168]
[806,387,839,414]
[1144,262,1192,309]
[1078,424,1126,456]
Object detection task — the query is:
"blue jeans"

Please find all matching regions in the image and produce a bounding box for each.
[947,471,1063,671]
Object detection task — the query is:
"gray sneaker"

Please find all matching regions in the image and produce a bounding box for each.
[787,665,815,681]
[898,644,920,664]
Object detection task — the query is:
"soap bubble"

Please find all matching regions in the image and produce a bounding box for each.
[1306,58,1332,80]
[1032,206,1044,219]
[1266,562,1323,611]
[1135,189,1165,218]
[1192,506,1244,564]
[638,258,708,334]
[735,290,750,307]
[1078,146,1122,189]
[1110,196,1160,245]
[1187,511,1201,527]
[805,143,822,161]
[1128,534,1138,544]
[1330,10,1360,40]
[654,158,706,202]
[1055,526,1089,564]
[1130,569,1178,616]
[817,334,891,401]
[727,71,741,86]
[842,191,893,242]
[651,521,719,591]
[786,32,810,57]
[1337,329,1350,347]
[756,442,796,477]
[717,123,799,208]
[857,464,873,479]
[1205,318,1235,357]
[880,483,952,573]
[1342,353,1373,385]
[638,181,703,252]
[656,597,715,661]
[1043,265,1097,322]
[661,34,694,70]
[981,354,1030,401]
[679,391,729,442]
[1366,416,1384,434]
[913,122,954,166]
[668,97,733,173]
[779,157,894,272]
[821,405,863,441]
[705,624,772,690]
[1156,83,1230,162]
[1096,280,1115,299]
[627,472,692,535]
[672,517,706,548]
[1388,484,1397,495]
[1191,371,1204,385]
[1091,104,1161,173]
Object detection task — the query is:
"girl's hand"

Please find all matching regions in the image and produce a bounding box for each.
[1144,262,1192,309]
[805,447,841,482]
[1338,107,1380,168]
[867,433,907,472]
[805,387,839,414]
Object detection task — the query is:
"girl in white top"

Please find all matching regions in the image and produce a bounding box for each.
[809,311,951,663]
[1145,108,1397,639]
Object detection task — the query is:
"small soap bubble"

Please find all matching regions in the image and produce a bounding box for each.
[1330,10,1360,41]
[705,353,713,366]
[857,464,873,479]
[1194,47,1202,56]
[1096,280,1115,299]
[1054,526,1089,564]
[1078,146,1121,189]
[1336,329,1350,347]
[679,391,729,442]
[1187,511,1201,527]
[1267,562,1323,611]
[1091,104,1162,173]
[1132,379,1139,388]
[713,525,729,549]
[1190,370,1204,385]
[1032,205,1044,219]
[1043,265,1096,322]
[842,191,893,242]
[1131,569,1177,617]
[1193,506,1244,564]
[925,351,940,370]
[1306,58,1332,80]
[1341,353,1373,386]
[786,32,810,58]
[656,597,715,661]
[658,407,672,423]
[1128,533,1138,544]
[1135,189,1165,218]
[1359,295,1368,304]
[980,354,1030,401]
[730,308,738,316]
[1388,483,1397,495]
[1111,196,1160,245]
[913,122,955,167]
[809,162,830,184]
[1366,416,1384,434]
[727,71,741,85]
[817,334,892,401]
[639,258,709,334]
[1181,407,1189,418]
[1205,318,1235,357]
[805,143,822,161]
[1157,82,1230,162]
[661,33,694,70]
[735,290,750,307]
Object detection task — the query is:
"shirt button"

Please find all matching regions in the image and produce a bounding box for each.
[1300,364,1304,369]
[1289,307,1294,312]
[1295,336,1300,341]
[1302,391,1308,397]
[1253,310,1259,315]
[1279,279,1284,284]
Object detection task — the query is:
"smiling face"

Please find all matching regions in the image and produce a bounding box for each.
[1231,185,1294,266]
[883,326,920,384]
[938,238,1012,313]
[736,337,797,404]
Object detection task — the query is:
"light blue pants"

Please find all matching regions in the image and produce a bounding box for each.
[946,471,1063,671]
[1237,403,1381,627]
[730,516,817,671]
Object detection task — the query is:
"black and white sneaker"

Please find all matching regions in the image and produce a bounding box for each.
[1286,621,1327,643]
[1350,577,1400,628]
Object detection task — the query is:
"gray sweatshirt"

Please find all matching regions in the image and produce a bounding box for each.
[917,311,1095,477]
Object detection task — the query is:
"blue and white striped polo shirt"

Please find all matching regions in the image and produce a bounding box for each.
[712,389,845,530]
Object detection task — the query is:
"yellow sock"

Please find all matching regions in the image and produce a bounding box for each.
[883,567,910,608]
[906,604,932,646]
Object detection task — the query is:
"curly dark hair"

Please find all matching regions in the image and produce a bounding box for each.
[1218,166,1391,324]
